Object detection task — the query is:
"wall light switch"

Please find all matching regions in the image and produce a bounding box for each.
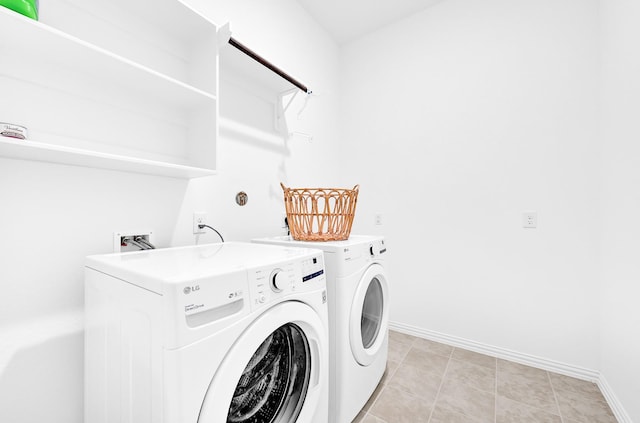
[522,211,537,228]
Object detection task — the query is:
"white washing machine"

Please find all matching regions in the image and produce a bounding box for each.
[253,235,389,423]
[84,242,328,423]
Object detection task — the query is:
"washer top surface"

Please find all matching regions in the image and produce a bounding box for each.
[86,242,321,290]
[253,235,384,252]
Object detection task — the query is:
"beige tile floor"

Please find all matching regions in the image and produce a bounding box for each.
[353,331,617,423]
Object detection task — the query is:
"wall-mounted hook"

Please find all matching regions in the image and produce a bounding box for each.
[236,191,248,206]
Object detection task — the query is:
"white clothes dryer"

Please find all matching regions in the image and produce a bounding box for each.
[253,235,389,423]
[84,242,328,423]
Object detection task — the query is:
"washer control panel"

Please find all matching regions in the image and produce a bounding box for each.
[301,255,325,283]
[247,253,325,311]
[269,268,286,292]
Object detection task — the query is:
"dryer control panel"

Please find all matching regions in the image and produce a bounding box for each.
[247,253,325,311]
[368,238,387,257]
[334,238,387,277]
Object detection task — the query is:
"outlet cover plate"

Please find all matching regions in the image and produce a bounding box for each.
[522,211,538,228]
[193,212,207,234]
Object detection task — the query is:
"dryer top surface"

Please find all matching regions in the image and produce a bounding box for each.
[252,234,384,253]
[85,242,322,287]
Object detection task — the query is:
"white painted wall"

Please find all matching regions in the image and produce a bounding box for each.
[0,0,340,421]
[173,0,343,245]
[341,0,602,370]
[599,0,640,421]
[0,161,186,422]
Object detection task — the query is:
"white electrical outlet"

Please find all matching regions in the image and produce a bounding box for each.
[522,211,538,228]
[193,212,207,234]
[374,213,383,225]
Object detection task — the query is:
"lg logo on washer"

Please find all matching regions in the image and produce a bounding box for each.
[183,285,201,295]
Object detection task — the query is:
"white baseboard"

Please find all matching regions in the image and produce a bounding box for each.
[389,321,633,423]
[389,320,599,381]
[598,374,634,423]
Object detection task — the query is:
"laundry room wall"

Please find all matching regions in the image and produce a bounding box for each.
[341,0,602,372]
[599,0,640,421]
[172,0,343,245]
[0,162,187,422]
[0,1,340,421]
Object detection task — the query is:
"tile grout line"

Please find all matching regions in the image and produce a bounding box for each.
[425,347,454,423]
[364,386,385,423]
[393,335,415,364]
[547,370,566,423]
[366,334,414,422]
[364,367,390,422]
[366,355,400,422]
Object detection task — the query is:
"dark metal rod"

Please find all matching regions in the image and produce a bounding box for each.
[228,37,311,94]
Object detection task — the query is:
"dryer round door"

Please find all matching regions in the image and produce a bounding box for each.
[349,263,389,366]
[198,301,326,423]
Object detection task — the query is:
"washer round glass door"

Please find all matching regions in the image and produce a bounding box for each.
[227,323,309,423]
[349,263,389,366]
[198,301,325,423]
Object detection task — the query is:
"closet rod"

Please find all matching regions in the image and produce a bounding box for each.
[229,37,311,94]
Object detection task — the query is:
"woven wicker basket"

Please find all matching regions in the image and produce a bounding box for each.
[281,182,359,241]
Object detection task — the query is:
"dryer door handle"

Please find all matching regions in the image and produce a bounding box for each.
[310,339,320,388]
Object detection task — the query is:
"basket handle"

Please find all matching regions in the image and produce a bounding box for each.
[280,182,288,191]
[352,184,360,192]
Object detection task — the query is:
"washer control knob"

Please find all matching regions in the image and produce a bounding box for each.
[270,269,285,292]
